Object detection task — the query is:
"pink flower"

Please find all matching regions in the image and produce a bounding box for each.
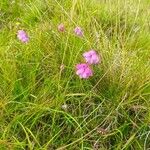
[58,23,65,32]
[74,26,83,37]
[17,30,29,43]
[83,50,100,64]
[76,63,93,79]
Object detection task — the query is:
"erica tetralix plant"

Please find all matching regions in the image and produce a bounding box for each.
[74,26,84,37]
[76,63,93,79]
[58,23,65,32]
[83,50,100,65]
[17,30,29,43]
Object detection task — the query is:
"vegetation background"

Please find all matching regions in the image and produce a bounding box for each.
[0,0,150,149]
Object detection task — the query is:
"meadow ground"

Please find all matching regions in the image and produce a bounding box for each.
[0,0,150,149]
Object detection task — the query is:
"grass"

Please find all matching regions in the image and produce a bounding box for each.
[0,0,150,149]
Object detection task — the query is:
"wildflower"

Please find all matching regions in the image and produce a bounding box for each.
[58,23,65,32]
[83,50,100,64]
[74,26,83,37]
[76,63,93,79]
[17,30,29,43]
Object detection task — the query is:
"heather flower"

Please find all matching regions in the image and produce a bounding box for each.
[76,63,93,79]
[17,30,29,43]
[58,23,65,32]
[74,26,83,37]
[83,50,100,64]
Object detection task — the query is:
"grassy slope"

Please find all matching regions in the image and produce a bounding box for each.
[0,0,150,149]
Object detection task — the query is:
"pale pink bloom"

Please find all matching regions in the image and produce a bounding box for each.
[74,26,83,37]
[76,63,93,79]
[83,50,100,64]
[58,23,65,32]
[17,30,29,43]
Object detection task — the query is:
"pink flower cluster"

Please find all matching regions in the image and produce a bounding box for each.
[17,24,101,79]
[76,50,100,79]
[57,23,100,79]
[74,27,83,37]
[17,30,29,43]
[83,50,100,64]
[17,24,83,43]
[76,63,93,79]
[57,23,83,37]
